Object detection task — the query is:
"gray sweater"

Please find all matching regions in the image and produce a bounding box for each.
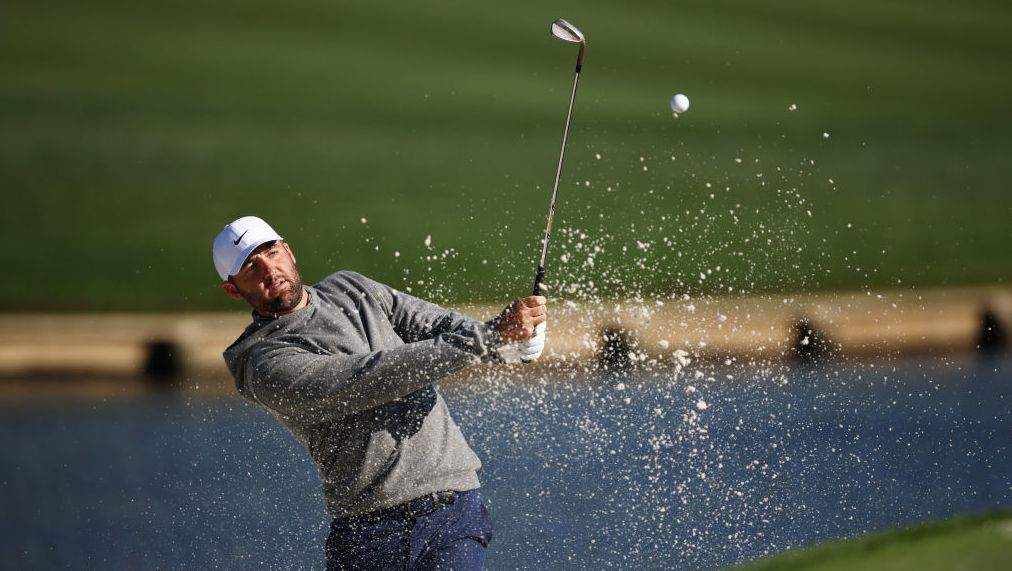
[223,271,503,518]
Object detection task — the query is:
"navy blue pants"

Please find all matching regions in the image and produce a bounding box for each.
[325,489,493,571]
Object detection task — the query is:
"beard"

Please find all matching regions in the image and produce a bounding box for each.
[259,272,305,315]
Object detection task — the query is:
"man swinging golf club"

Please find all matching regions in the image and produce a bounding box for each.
[216,16,584,569]
[214,215,546,570]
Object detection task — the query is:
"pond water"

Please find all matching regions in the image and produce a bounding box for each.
[2,355,1009,570]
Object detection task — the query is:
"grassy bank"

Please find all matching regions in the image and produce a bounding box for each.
[3,0,1011,311]
[729,509,1012,571]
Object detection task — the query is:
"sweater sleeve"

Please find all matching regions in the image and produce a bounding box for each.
[379,279,504,348]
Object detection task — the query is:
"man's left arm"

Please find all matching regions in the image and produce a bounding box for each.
[358,274,547,361]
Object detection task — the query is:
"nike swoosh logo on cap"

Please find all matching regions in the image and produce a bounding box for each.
[233,230,248,245]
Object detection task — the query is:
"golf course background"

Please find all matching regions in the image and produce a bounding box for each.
[733,509,1012,571]
[2,0,1010,311]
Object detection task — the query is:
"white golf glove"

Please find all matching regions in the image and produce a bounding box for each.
[497,322,547,364]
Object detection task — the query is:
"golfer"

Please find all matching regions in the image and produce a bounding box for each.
[213,216,547,570]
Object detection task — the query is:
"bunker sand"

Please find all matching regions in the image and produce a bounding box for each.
[0,286,1008,399]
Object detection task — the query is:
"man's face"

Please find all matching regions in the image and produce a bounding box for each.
[222,240,305,316]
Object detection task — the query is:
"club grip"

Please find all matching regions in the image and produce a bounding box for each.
[532,265,546,296]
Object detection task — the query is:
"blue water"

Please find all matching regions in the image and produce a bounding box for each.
[1,355,1009,570]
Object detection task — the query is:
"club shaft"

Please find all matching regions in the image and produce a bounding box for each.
[533,68,581,296]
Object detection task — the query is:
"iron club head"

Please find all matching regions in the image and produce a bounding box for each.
[550,18,585,44]
[550,18,586,70]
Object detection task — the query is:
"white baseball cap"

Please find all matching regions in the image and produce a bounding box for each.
[213,216,284,281]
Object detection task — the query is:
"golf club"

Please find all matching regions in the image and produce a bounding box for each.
[532,18,586,297]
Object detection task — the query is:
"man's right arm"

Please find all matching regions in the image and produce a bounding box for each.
[243,275,549,423]
[244,333,491,425]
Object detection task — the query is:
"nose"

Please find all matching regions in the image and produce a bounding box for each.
[261,259,283,280]
[249,253,282,281]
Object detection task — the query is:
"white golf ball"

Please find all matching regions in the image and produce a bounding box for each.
[670,93,690,114]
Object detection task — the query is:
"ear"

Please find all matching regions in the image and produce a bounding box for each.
[222,281,244,301]
[282,241,297,265]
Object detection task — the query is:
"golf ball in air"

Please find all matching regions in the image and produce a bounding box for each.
[670,93,690,114]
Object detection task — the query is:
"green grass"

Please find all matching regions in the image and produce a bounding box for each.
[728,509,1012,571]
[2,0,1011,310]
